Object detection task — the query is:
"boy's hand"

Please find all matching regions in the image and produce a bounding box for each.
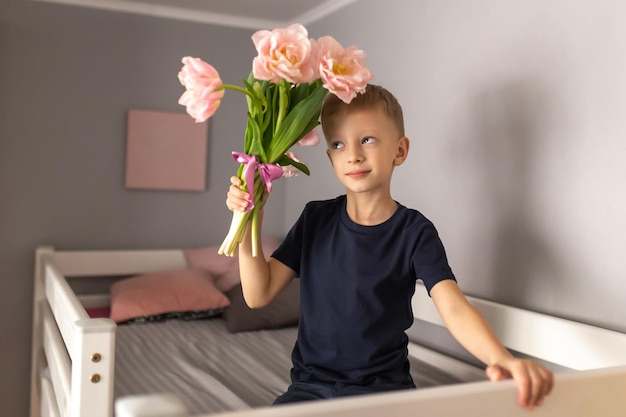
[486,358,554,411]
[226,176,250,212]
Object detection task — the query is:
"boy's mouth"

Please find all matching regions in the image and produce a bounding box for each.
[346,170,370,179]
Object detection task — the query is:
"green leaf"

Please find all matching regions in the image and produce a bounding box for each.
[246,118,267,160]
[294,119,321,143]
[266,85,328,161]
[276,153,310,176]
[243,78,268,120]
[289,83,311,109]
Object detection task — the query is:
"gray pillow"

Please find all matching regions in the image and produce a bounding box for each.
[223,280,299,333]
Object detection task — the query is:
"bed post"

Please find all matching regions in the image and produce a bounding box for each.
[69,318,116,417]
[31,246,54,417]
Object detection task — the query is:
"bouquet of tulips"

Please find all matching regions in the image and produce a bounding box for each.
[178,24,372,257]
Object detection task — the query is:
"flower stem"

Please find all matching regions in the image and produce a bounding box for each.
[249,172,267,257]
[218,209,250,256]
[221,84,254,98]
[218,170,266,257]
[251,206,259,258]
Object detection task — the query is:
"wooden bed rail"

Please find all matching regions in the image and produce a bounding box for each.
[44,260,89,351]
[30,246,184,417]
[52,248,187,277]
[41,301,70,416]
[31,247,116,417]
[116,365,626,417]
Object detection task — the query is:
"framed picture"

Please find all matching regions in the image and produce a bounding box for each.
[125,109,208,191]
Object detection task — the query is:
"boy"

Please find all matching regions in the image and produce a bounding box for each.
[226,84,553,410]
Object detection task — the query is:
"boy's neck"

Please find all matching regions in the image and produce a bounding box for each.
[345,192,398,226]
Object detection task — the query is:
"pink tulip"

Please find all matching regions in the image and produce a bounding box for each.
[252,24,317,84]
[297,129,321,147]
[177,57,225,122]
[314,36,373,103]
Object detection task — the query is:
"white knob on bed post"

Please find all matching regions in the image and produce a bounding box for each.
[115,394,188,417]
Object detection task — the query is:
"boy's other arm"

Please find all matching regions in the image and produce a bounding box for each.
[238,220,295,308]
[429,280,554,411]
[226,176,296,308]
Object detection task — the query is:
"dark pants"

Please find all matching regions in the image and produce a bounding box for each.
[273,380,414,405]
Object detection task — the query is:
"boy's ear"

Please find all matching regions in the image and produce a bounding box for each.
[393,136,410,166]
[326,148,334,166]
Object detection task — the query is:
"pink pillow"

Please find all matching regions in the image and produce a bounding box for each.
[184,235,280,292]
[87,307,111,318]
[110,268,230,323]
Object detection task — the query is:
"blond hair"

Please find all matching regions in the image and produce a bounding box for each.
[320,84,405,139]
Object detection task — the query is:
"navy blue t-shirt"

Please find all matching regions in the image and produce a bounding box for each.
[271,195,455,387]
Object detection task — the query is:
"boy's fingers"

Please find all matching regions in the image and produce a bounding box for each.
[527,367,544,409]
[227,195,249,212]
[513,372,532,410]
[538,366,554,404]
[226,178,250,212]
[486,361,553,411]
[226,197,249,212]
[515,363,554,411]
[530,366,554,407]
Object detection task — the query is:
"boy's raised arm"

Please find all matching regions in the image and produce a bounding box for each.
[226,176,295,308]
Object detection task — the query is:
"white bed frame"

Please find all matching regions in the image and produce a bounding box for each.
[30,246,626,417]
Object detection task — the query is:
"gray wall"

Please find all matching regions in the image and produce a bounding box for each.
[0,1,287,415]
[3,0,626,416]
[297,0,626,333]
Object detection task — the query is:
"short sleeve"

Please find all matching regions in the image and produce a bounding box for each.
[271,205,307,276]
[411,222,456,294]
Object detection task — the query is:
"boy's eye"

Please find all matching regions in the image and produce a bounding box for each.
[362,137,375,144]
[330,142,344,149]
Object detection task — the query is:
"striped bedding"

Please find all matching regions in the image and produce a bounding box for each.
[114,318,482,415]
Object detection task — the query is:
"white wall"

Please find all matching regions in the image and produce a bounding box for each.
[288,0,626,332]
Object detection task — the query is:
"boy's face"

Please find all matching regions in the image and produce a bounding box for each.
[325,107,409,195]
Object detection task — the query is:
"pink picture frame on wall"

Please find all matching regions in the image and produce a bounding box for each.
[125,109,208,191]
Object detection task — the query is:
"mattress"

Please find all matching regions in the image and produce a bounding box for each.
[114,318,485,415]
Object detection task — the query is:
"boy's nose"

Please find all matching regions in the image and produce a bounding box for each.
[347,147,364,163]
